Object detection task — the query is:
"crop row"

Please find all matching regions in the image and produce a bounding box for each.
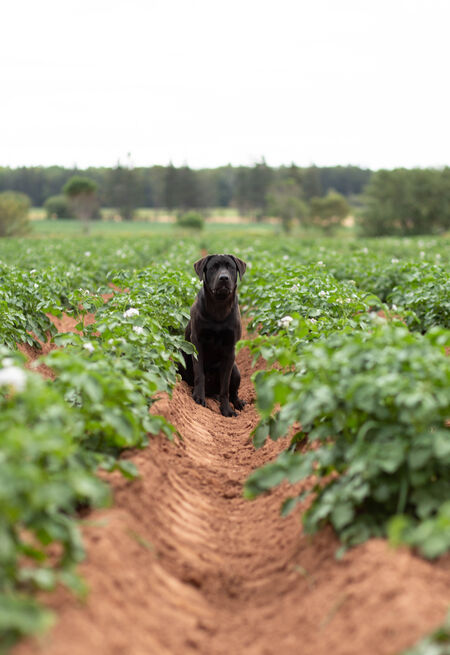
[0,238,200,648]
[236,242,450,562]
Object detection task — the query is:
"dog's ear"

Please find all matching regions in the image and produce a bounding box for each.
[193,256,212,280]
[229,255,247,280]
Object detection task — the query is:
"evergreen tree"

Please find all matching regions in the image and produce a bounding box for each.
[303,165,322,200]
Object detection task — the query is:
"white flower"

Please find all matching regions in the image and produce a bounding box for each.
[345,298,352,303]
[30,269,37,274]
[2,358,15,368]
[0,366,27,392]
[362,247,369,254]
[309,318,317,324]
[133,326,145,335]
[319,290,327,297]
[391,258,399,264]
[123,308,139,318]
[419,251,425,258]
[317,261,324,266]
[278,315,293,329]
[436,253,441,259]
[34,283,38,289]
[83,342,95,353]
[290,284,300,292]
[392,304,398,311]
[84,251,91,257]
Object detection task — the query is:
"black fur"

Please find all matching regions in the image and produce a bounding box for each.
[179,254,246,417]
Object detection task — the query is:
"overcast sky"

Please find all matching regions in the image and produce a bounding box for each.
[1,0,449,170]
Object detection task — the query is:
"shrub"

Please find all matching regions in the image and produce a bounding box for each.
[0,192,31,237]
[176,211,204,230]
[43,195,71,219]
[63,177,98,227]
[309,191,350,234]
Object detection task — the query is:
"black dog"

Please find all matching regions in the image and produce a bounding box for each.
[179,254,246,417]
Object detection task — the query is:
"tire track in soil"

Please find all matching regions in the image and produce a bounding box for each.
[15,339,450,655]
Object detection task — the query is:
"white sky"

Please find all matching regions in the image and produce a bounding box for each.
[1,0,449,170]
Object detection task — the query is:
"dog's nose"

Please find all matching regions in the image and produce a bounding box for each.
[219,273,230,282]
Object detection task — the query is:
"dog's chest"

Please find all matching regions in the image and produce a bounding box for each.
[200,325,235,349]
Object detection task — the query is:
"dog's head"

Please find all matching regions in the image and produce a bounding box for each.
[194,254,246,299]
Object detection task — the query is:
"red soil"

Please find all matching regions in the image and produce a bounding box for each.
[13,337,450,655]
[17,312,96,380]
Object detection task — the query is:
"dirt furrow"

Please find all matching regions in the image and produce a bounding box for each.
[15,345,450,655]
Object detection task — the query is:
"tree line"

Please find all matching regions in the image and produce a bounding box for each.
[0,162,370,210]
[1,162,449,236]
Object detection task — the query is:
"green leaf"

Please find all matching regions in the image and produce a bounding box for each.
[116,459,140,480]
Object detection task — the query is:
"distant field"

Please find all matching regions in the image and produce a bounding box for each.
[28,208,356,239]
[29,217,276,238]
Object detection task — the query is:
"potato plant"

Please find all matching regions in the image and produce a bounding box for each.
[0,237,200,647]
[244,325,450,557]
[236,236,450,561]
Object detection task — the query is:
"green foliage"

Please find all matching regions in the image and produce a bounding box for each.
[0,191,31,238]
[63,177,98,225]
[265,178,308,232]
[0,594,54,653]
[176,211,205,230]
[0,264,58,349]
[234,159,274,214]
[240,256,382,337]
[0,348,109,646]
[329,255,450,331]
[0,164,370,209]
[400,612,450,654]
[63,176,97,197]
[245,325,450,556]
[106,161,138,221]
[309,191,350,233]
[164,164,204,210]
[45,341,172,454]
[43,194,71,219]
[360,168,450,236]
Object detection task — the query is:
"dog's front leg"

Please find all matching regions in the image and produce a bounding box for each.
[219,354,237,417]
[192,344,206,407]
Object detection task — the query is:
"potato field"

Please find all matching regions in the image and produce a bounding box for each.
[0,231,449,655]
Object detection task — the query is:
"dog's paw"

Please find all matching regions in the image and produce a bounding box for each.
[192,391,206,407]
[232,397,246,411]
[220,403,237,417]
